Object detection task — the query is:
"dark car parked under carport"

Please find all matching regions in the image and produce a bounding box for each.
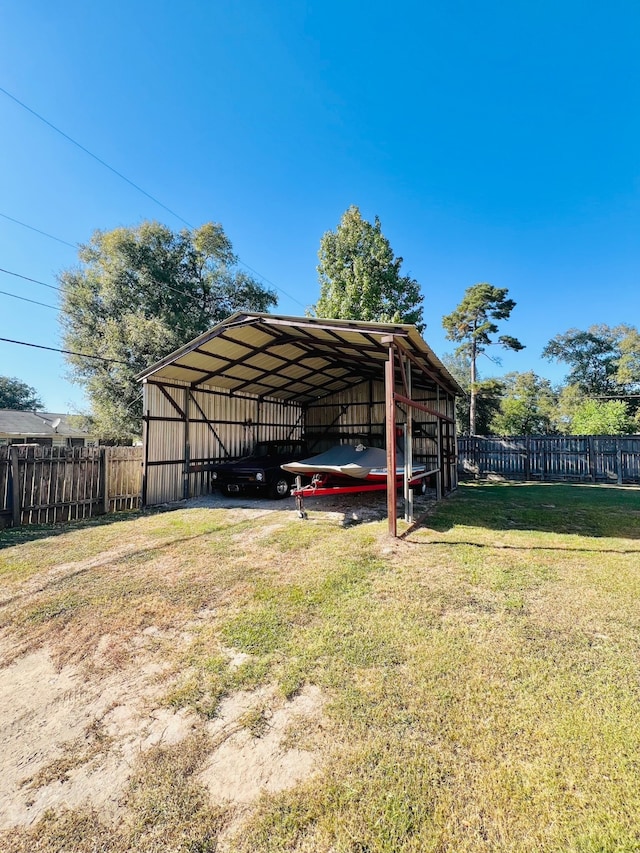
[210,440,309,499]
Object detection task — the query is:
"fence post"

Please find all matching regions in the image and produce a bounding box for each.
[617,441,623,485]
[9,446,21,527]
[101,446,110,514]
[588,436,596,482]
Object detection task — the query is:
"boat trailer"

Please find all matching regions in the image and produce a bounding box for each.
[291,470,438,519]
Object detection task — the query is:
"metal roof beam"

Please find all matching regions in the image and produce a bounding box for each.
[259,316,410,337]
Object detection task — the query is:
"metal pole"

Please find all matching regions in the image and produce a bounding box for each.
[183,386,191,500]
[385,340,397,537]
[404,356,413,523]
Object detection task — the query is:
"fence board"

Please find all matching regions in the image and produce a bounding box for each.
[107,446,143,512]
[458,436,640,484]
[0,445,143,529]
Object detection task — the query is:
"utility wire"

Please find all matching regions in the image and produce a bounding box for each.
[0,288,58,310]
[0,271,201,339]
[0,266,61,291]
[0,86,191,228]
[0,211,78,249]
[0,269,211,340]
[0,335,129,365]
[1,258,217,306]
[0,87,306,308]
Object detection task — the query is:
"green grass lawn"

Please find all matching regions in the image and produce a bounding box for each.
[2,482,640,852]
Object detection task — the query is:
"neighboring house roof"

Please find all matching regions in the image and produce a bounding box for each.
[0,410,91,439]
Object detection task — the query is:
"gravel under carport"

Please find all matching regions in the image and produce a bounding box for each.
[184,487,438,528]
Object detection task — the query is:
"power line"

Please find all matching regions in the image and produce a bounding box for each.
[0,335,129,365]
[0,266,61,292]
[0,87,306,309]
[0,271,204,340]
[0,256,212,306]
[0,266,216,340]
[0,86,191,228]
[0,212,77,249]
[2,207,306,309]
[0,288,58,310]
[0,286,193,341]
[236,259,306,309]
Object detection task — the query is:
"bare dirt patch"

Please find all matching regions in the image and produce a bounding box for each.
[0,634,324,836]
[0,638,182,828]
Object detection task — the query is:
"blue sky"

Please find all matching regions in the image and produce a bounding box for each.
[1,1,639,412]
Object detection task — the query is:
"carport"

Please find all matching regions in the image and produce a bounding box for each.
[137,313,461,536]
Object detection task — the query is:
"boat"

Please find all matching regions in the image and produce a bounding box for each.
[281,443,427,484]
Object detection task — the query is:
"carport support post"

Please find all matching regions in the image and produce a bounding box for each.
[384,337,397,537]
[404,356,413,523]
[141,381,149,507]
[183,387,191,501]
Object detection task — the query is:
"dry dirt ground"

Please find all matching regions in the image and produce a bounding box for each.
[0,488,433,847]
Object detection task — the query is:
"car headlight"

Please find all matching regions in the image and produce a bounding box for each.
[256,471,264,482]
[211,472,218,480]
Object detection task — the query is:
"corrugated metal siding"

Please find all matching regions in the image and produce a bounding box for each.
[306,380,384,449]
[305,379,447,449]
[144,382,185,505]
[143,380,303,505]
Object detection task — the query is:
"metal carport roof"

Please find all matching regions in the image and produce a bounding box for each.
[136,313,462,401]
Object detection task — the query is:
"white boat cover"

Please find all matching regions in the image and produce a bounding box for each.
[282,444,426,481]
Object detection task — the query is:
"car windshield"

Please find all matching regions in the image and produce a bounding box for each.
[252,442,300,458]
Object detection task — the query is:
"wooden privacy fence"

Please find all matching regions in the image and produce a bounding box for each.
[458,435,640,484]
[0,445,143,529]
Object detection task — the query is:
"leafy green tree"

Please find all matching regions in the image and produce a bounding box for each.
[615,326,640,389]
[0,376,44,410]
[59,221,277,441]
[442,283,524,434]
[489,371,557,435]
[314,206,424,330]
[554,383,585,434]
[569,399,636,435]
[542,324,640,396]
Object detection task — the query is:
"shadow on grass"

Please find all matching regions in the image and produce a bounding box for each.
[402,537,640,555]
[409,481,640,540]
[0,497,230,552]
[0,508,149,551]
[0,488,301,552]
[0,512,261,609]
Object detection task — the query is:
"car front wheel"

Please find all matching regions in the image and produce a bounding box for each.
[269,477,291,499]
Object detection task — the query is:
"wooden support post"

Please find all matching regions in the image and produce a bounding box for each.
[101,446,110,514]
[10,446,21,528]
[384,340,397,537]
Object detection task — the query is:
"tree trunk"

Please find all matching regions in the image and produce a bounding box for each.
[469,342,477,434]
